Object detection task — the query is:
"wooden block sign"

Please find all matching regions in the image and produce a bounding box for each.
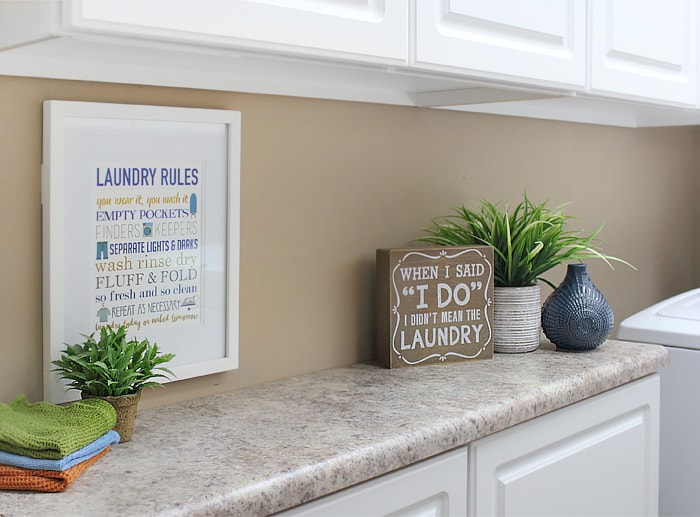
[376,246,494,368]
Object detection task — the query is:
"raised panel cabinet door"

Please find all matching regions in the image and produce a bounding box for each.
[63,0,408,63]
[468,375,660,517]
[278,446,468,516]
[590,0,698,106]
[414,0,586,89]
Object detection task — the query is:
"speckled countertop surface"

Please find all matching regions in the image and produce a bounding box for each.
[2,339,668,517]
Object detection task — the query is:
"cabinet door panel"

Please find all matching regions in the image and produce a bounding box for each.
[469,376,660,517]
[66,0,408,62]
[279,447,467,517]
[590,0,698,106]
[414,0,585,88]
[492,412,647,516]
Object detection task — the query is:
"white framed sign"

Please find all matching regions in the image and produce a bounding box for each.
[42,101,240,403]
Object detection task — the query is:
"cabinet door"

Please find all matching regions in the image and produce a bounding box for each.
[590,0,698,106]
[414,0,586,89]
[64,0,408,63]
[279,447,468,516]
[468,375,659,517]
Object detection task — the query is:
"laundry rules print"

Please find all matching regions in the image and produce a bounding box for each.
[93,164,203,332]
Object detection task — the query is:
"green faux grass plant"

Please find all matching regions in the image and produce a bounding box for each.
[52,325,175,397]
[419,195,632,288]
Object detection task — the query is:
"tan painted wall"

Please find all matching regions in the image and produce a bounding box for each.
[0,75,696,409]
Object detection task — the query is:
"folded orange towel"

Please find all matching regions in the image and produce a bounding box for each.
[0,447,109,492]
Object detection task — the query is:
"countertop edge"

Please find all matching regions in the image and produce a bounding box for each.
[1,341,670,517]
[192,341,670,515]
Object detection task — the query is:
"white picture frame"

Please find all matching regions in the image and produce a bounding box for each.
[42,100,240,403]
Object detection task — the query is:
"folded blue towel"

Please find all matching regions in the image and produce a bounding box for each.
[0,430,119,471]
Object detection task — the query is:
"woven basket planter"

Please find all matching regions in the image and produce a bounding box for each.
[493,285,542,353]
[82,391,142,443]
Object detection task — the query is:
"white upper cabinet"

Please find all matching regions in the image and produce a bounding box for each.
[590,0,699,106]
[414,0,586,89]
[62,0,409,64]
[3,1,700,126]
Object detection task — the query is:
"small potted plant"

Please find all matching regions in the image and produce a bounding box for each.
[419,194,631,353]
[52,325,175,442]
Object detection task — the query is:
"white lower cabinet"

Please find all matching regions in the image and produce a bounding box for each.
[281,375,659,516]
[468,375,660,517]
[278,446,468,516]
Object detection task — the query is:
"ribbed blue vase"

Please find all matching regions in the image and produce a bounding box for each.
[541,263,613,351]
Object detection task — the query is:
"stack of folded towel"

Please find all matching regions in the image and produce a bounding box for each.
[0,395,119,492]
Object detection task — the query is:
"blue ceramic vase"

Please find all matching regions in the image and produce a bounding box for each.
[541,263,613,351]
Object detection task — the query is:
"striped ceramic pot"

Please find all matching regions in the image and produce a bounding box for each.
[493,285,542,353]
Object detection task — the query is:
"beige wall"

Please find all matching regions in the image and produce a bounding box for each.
[1,75,696,409]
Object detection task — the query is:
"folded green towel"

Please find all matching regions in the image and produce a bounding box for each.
[0,396,117,459]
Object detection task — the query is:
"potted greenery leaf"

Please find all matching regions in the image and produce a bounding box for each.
[419,194,631,353]
[52,325,175,442]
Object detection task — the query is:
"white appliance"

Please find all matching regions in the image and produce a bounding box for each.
[618,288,700,517]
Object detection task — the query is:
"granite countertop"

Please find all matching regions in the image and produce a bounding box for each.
[2,339,668,517]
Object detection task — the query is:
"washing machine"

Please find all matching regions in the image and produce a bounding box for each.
[618,288,700,517]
